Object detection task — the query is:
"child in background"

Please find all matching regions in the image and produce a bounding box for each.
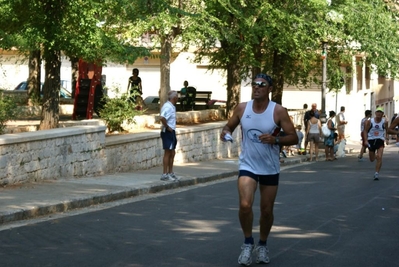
[296,125,304,155]
[333,132,340,159]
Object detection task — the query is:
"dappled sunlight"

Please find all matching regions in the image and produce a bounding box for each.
[272,225,331,239]
[172,219,230,233]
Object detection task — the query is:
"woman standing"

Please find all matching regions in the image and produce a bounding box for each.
[324,111,337,161]
[127,68,143,110]
[306,110,322,161]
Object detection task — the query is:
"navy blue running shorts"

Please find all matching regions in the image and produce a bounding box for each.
[239,170,279,186]
[161,130,177,150]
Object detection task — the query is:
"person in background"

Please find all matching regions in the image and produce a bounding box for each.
[362,107,388,180]
[324,111,337,161]
[304,103,319,153]
[127,68,143,110]
[180,80,189,110]
[220,73,298,266]
[159,90,180,182]
[358,110,372,161]
[390,113,398,142]
[333,132,340,158]
[336,106,348,142]
[295,125,304,155]
[305,110,321,161]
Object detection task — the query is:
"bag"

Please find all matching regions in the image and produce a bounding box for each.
[321,122,331,137]
[336,139,346,158]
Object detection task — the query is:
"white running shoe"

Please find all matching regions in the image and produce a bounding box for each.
[168,173,180,181]
[374,172,379,181]
[256,245,270,264]
[160,174,175,181]
[238,243,254,266]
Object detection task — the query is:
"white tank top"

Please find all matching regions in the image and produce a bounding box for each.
[239,100,280,175]
[309,120,319,134]
[367,118,385,140]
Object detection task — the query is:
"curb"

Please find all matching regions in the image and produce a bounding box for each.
[0,149,355,226]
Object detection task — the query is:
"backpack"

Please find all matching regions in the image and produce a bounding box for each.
[321,119,331,137]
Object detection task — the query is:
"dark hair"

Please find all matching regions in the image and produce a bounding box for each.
[132,68,139,74]
[365,110,372,116]
[303,103,308,109]
[255,73,273,86]
[309,110,315,117]
[329,110,336,117]
[340,106,345,111]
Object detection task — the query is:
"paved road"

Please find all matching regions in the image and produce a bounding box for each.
[0,145,398,267]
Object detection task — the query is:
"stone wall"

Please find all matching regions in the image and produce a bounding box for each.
[0,126,107,185]
[0,122,240,185]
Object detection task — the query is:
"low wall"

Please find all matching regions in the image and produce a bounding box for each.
[0,122,240,185]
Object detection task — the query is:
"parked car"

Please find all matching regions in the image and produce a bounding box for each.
[14,81,72,98]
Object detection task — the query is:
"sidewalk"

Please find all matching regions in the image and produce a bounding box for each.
[0,140,360,226]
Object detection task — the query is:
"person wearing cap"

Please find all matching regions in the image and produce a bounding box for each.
[362,107,388,180]
[358,110,372,161]
[220,73,298,265]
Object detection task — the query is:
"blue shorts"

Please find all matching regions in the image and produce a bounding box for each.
[239,170,279,186]
[161,130,177,150]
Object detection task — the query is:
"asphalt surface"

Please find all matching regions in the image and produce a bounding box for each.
[0,140,363,226]
[0,140,398,267]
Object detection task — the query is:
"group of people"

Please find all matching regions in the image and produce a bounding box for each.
[158,72,399,265]
[300,104,346,161]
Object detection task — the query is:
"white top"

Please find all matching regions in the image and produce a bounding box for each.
[160,101,176,131]
[367,118,385,140]
[360,117,369,132]
[337,112,345,129]
[239,100,280,175]
[309,120,319,134]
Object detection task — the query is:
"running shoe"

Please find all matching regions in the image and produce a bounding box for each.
[255,245,270,264]
[358,156,364,162]
[160,173,175,181]
[374,172,379,181]
[238,243,254,266]
[168,173,180,181]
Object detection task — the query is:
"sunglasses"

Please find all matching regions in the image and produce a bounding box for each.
[251,81,268,87]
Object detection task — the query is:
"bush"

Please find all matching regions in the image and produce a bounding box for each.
[99,90,143,133]
[0,92,18,134]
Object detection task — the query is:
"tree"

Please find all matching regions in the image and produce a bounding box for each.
[118,0,206,106]
[0,0,149,129]
[193,0,399,117]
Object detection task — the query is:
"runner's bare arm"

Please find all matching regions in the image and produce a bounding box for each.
[220,103,245,141]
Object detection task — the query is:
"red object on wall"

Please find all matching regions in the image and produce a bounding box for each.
[72,59,102,119]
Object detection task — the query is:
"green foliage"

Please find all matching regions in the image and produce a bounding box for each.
[99,88,142,133]
[0,92,18,135]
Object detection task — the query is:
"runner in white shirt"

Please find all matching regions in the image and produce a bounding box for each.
[362,107,388,180]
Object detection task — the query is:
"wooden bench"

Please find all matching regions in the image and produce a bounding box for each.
[177,90,213,111]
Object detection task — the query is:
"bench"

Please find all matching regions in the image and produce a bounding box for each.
[177,90,213,111]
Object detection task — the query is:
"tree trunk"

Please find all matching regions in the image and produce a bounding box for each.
[226,62,241,119]
[27,50,41,106]
[39,50,61,130]
[159,34,173,107]
[252,44,262,78]
[271,50,287,105]
[71,56,79,99]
